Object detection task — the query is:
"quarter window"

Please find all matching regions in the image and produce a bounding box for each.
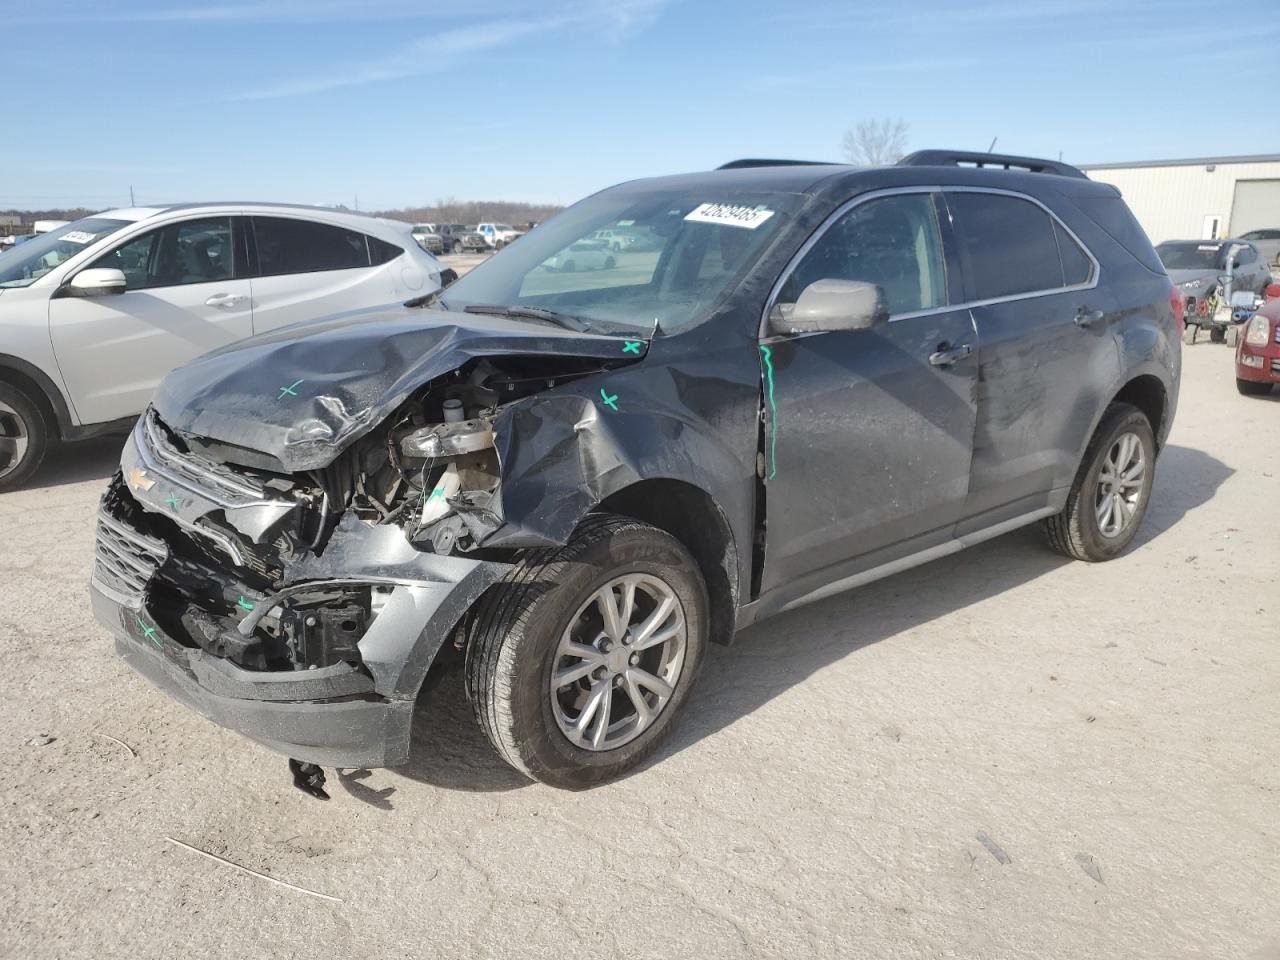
[778,193,947,316]
[368,236,404,265]
[1054,220,1093,286]
[91,216,235,290]
[948,193,1068,300]
[253,217,370,275]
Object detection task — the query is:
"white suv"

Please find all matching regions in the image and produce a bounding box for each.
[0,203,446,490]
[475,223,521,249]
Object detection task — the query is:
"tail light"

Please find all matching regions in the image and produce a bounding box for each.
[1266,282,1280,302]
[1170,284,1185,331]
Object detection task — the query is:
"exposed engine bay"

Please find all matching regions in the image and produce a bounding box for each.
[96,353,625,686]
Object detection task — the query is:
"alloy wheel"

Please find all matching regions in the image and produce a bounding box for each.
[550,573,687,751]
[0,400,30,480]
[1094,431,1146,539]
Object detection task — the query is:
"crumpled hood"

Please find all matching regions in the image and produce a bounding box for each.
[152,305,638,472]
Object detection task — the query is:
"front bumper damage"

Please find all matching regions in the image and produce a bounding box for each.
[91,417,510,768]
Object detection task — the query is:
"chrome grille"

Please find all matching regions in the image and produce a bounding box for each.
[143,410,265,502]
[93,509,168,607]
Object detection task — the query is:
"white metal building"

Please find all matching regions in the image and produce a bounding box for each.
[1079,154,1280,245]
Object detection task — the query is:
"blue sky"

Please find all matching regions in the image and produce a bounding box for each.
[6,0,1280,211]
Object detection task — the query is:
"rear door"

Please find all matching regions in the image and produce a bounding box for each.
[247,216,398,333]
[759,190,978,594]
[48,214,253,422]
[944,188,1120,530]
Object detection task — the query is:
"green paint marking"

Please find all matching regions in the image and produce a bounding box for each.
[236,597,254,611]
[165,492,181,511]
[759,344,778,480]
[599,388,619,412]
[621,340,642,354]
[277,379,304,400]
[134,616,162,649]
[427,486,445,501]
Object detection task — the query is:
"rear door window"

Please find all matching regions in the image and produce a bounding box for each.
[253,217,370,276]
[947,193,1065,300]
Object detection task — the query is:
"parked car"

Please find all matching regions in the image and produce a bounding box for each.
[0,203,446,490]
[475,223,521,249]
[1238,228,1280,267]
[1235,294,1280,395]
[1156,239,1272,337]
[411,223,444,255]
[438,224,488,254]
[90,151,1179,791]
[541,239,616,272]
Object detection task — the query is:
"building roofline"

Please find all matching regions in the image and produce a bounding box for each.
[1079,153,1280,171]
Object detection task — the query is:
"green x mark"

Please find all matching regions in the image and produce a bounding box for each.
[134,616,162,649]
[236,596,254,611]
[599,388,619,412]
[277,379,304,400]
[621,340,642,354]
[165,492,181,511]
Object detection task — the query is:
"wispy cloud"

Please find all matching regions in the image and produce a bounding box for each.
[231,0,668,101]
[11,0,510,24]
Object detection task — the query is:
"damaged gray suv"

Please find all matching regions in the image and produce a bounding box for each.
[92,151,1181,789]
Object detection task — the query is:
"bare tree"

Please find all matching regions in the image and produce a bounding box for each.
[842,119,910,166]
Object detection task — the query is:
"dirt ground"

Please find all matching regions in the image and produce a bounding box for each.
[1,341,1277,960]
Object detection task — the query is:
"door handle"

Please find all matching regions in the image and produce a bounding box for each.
[1075,307,1105,328]
[205,293,247,307]
[928,343,972,367]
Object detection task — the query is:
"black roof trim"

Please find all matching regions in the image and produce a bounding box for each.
[898,150,1088,180]
[716,158,839,170]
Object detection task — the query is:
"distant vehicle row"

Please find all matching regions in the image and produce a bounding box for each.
[411,222,524,255]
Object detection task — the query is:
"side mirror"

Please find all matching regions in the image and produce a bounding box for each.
[439,267,458,287]
[67,268,127,297]
[768,279,888,336]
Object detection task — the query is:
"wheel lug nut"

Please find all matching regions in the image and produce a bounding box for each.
[629,653,638,666]
[613,675,623,687]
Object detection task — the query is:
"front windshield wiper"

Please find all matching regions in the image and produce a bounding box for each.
[404,290,447,309]
[462,303,592,332]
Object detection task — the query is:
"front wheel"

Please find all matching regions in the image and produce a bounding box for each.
[0,383,49,492]
[1044,403,1156,562]
[451,240,463,254]
[1225,324,1241,347]
[1182,324,1198,346]
[1237,377,1273,396]
[465,515,708,788]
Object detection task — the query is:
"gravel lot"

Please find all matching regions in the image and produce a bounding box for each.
[1,339,1277,959]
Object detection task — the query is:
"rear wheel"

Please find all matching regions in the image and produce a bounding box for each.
[465,514,708,788]
[1182,324,1198,345]
[1209,325,1226,343]
[1225,324,1240,347]
[1237,378,1273,396]
[1044,403,1156,562]
[451,240,463,254]
[0,383,49,492]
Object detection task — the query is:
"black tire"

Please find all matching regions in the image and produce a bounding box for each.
[1225,324,1240,347]
[1237,378,1273,396]
[451,240,463,254]
[1043,403,1156,562]
[604,256,616,269]
[0,382,49,492]
[1182,324,1197,346]
[1209,325,1226,343]
[464,514,708,788]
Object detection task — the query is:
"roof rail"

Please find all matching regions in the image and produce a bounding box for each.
[716,158,837,170]
[897,150,1088,180]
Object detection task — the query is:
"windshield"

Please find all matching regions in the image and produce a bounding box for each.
[0,217,130,288]
[1156,242,1225,271]
[439,185,798,335]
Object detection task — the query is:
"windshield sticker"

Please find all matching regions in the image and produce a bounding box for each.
[685,203,775,230]
[1197,244,1220,251]
[617,220,635,226]
[61,231,97,244]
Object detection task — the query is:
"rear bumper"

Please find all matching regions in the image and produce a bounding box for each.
[94,583,414,767]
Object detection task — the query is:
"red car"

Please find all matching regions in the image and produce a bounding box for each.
[1236,285,1280,396]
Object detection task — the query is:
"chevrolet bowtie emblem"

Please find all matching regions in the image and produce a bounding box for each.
[127,467,155,492]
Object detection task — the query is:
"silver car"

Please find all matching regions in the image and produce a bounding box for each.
[0,203,446,490]
[1238,229,1280,268]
